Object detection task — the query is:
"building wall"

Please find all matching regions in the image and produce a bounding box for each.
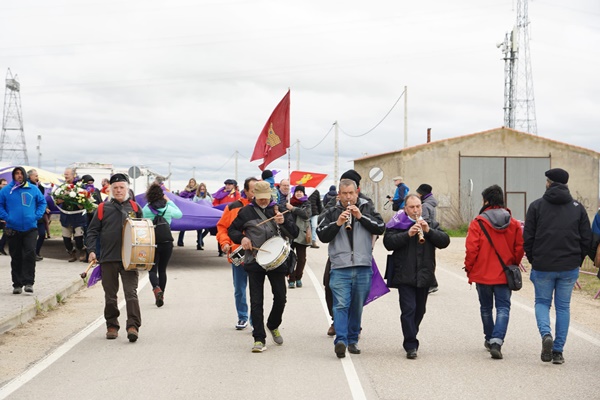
[354,128,599,227]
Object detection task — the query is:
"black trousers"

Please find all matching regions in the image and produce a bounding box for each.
[9,228,37,288]
[148,242,173,291]
[246,263,287,343]
[398,284,429,351]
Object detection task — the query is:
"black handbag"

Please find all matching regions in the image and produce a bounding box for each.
[477,220,522,291]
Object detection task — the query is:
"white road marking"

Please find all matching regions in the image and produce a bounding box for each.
[305,264,367,400]
[0,278,150,399]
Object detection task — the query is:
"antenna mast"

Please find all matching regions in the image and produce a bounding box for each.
[1,69,29,164]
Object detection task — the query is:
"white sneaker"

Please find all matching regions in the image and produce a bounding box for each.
[236,320,248,330]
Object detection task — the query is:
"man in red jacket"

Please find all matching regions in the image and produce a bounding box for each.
[464,184,524,360]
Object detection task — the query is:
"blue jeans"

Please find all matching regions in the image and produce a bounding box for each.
[330,266,372,346]
[476,283,511,345]
[530,268,579,352]
[232,263,249,322]
[310,215,318,242]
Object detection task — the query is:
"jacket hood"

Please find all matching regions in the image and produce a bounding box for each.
[12,166,27,182]
[480,207,511,230]
[543,183,573,205]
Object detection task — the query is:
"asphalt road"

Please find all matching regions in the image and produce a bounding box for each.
[1,235,599,399]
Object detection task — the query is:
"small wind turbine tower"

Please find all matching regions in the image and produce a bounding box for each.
[498,0,537,135]
[1,69,29,164]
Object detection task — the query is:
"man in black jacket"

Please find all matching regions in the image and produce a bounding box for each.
[523,168,592,365]
[383,194,450,359]
[307,188,323,248]
[87,173,143,343]
[228,181,299,353]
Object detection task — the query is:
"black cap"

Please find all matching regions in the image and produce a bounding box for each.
[109,173,129,184]
[545,168,569,184]
[224,178,237,185]
[416,184,432,195]
[81,174,94,183]
[294,185,306,194]
[261,170,273,180]
[340,169,362,187]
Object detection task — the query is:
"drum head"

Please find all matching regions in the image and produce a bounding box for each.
[256,236,289,270]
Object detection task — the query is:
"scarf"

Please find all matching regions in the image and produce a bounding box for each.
[212,186,235,201]
[290,195,307,207]
[385,210,416,230]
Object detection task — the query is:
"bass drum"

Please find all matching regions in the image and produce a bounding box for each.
[255,236,290,271]
[122,218,156,271]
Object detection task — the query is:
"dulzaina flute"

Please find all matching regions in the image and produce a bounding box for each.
[414,213,425,244]
[344,201,353,230]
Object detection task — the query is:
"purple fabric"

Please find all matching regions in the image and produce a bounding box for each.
[385,210,415,230]
[179,190,195,199]
[135,191,223,230]
[212,186,231,201]
[365,259,390,305]
[87,264,102,287]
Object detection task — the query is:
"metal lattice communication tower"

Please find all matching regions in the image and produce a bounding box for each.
[499,0,537,135]
[1,69,29,165]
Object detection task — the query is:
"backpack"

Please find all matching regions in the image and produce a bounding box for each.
[97,199,139,220]
[153,207,174,243]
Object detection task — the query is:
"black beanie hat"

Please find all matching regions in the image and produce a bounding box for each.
[261,170,273,180]
[416,184,432,195]
[545,168,569,184]
[294,185,306,194]
[340,169,362,187]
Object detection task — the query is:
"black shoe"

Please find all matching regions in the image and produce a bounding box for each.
[197,245,204,250]
[218,252,224,257]
[406,349,418,359]
[490,343,503,359]
[177,243,184,247]
[24,285,34,294]
[484,340,491,352]
[551,351,564,364]
[0,249,7,255]
[348,343,361,354]
[541,334,553,362]
[335,342,346,358]
[36,255,43,261]
[12,287,23,294]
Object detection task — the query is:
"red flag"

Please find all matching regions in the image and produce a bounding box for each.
[289,170,328,188]
[250,90,290,171]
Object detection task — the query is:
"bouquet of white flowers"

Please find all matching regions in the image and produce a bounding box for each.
[51,181,98,213]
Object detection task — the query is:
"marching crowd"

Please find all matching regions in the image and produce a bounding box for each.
[0,165,599,362]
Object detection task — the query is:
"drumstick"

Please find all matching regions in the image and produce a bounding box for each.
[256,209,291,226]
[80,260,96,279]
[252,246,271,253]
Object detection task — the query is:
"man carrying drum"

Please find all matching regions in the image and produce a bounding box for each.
[228,181,299,353]
[86,173,144,343]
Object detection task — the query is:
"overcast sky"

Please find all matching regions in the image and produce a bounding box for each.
[1,0,598,193]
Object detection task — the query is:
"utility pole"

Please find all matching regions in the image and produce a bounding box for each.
[403,86,408,148]
[296,139,300,171]
[334,121,339,185]
[37,135,41,168]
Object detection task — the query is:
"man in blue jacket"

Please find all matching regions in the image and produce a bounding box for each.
[0,166,47,294]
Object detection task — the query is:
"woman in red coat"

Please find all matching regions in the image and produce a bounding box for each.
[464,185,524,360]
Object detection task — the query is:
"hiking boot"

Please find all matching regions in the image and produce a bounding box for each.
[541,334,553,362]
[78,250,87,262]
[106,327,118,340]
[236,320,248,330]
[296,279,303,288]
[552,351,564,365]
[348,343,361,354]
[310,241,320,249]
[127,327,139,342]
[67,250,77,262]
[406,349,418,359]
[12,287,23,294]
[269,328,283,345]
[490,343,503,359]
[153,287,164,307]
[327,323,336,337]
[288,281,295,289]
[252,341,266,353]
[484,340,491,352]
[24,285,34,293]
[335,342,346,358]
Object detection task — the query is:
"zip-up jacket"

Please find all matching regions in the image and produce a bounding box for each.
[316,197,385,269]
[0,180,47,232]
[216,198,250,263]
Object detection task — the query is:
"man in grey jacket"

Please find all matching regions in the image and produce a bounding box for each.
[317,178,385,358]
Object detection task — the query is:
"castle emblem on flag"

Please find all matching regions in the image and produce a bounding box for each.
[266,123,282,148]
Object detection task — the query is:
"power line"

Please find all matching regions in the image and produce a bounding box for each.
[299,123,335,150]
